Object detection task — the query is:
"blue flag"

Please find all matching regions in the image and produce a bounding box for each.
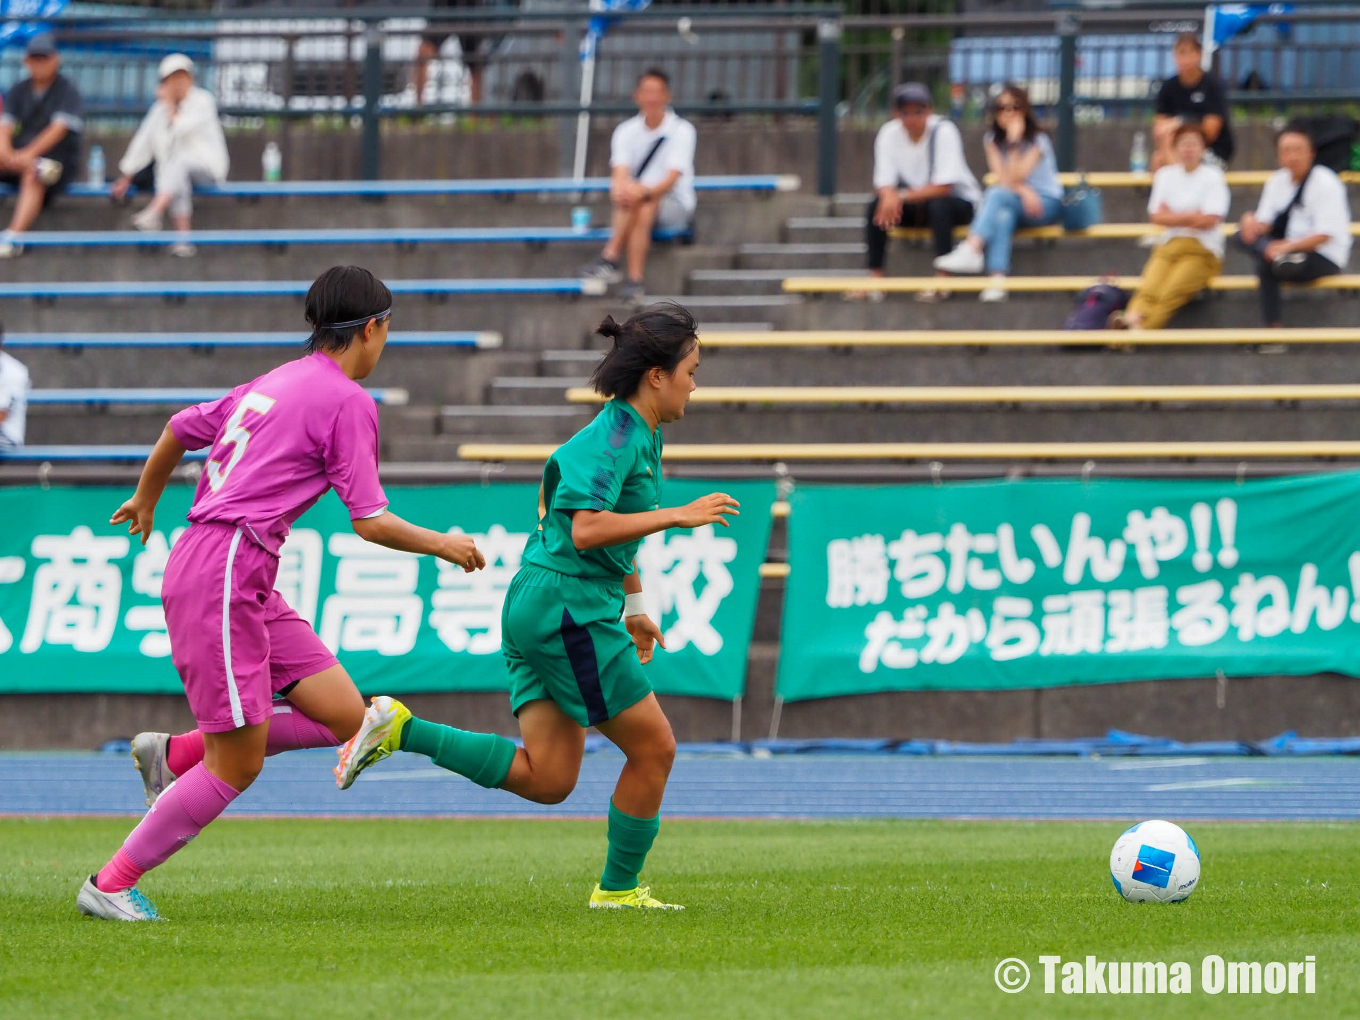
[1208,3,1293,48]
[0,0,70,51]
[580,0,652,63]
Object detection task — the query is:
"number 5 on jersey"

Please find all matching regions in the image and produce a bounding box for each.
[207,392,276,492]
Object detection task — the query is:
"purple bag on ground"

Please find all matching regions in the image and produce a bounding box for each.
[1064,282,1130,330]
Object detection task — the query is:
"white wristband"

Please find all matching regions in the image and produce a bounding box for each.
[623,592,648,618]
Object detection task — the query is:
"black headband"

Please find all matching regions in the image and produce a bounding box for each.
[321,307,391,331]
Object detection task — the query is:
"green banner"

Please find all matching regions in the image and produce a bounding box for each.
[1,481,773,701]
[778,473,1360,700]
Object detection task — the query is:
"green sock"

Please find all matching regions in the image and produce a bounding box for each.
[398,717,516,790]
[600,798,660,891]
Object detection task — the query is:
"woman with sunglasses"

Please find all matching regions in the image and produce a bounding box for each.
[77,265,487,922]
[935,83,1064,302]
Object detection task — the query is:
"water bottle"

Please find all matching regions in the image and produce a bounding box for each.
[1129,131,1149,174]
[571,206,591,233]
[87,145,105,187]
[262,141,282,183]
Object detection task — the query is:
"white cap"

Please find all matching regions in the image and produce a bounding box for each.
[158,54,195,81]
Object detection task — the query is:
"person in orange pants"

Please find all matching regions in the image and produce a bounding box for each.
[1113,124,1229,330]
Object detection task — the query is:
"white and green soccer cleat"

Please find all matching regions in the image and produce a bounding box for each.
[130,731,174,807]
[76,876,164,921]
[588,884,684,910]
[334,695,411,790]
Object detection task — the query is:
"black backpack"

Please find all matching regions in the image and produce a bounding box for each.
[1064,283,1129,331]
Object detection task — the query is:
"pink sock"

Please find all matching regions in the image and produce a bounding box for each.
[166,730,205,776]
[265,704,339,755]
[95,763,239,893]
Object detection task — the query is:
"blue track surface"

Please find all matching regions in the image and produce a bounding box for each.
[4,752,1357,821]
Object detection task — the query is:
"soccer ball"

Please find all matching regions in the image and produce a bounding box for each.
[1109,819,1201,903]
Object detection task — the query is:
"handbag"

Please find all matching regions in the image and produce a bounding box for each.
[1061,173,1103,231]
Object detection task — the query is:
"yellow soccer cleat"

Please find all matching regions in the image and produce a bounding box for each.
[334,695,412,790]
[588,884,684,910]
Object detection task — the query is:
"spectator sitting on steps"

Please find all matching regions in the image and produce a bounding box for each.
[0,34,84,259]
[1236,123,1352,328]
[1111,123,1229,330]
[578,68,697,307]
[933,84,1064,303]
[110,54,229,259]
[857,82,981,304]
[1152,33,1233,172]
[0,325,29,451]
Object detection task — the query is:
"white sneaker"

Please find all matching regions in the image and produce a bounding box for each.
[131,731,173,807]
[334,695,406,791]
[979,285,1008,303]
[933,243,985,275]
[131,207,163,232]
[76,876,164,921]
[168,242,197,258]
[0,235,21,259]
[34,157,63,187]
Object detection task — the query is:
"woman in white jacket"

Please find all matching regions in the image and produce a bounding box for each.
[111,54,228,256]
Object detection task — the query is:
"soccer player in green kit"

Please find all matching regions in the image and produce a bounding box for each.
[336,303,739,909]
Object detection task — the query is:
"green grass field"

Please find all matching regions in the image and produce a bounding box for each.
[4,818,1356,1020]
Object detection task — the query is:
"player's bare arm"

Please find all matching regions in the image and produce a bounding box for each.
[109,422,187,545]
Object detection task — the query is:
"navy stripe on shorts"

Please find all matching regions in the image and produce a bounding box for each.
[560,607,610,726]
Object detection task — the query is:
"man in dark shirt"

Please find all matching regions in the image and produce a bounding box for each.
[1152,33,1234,170]
[0,34,84,257]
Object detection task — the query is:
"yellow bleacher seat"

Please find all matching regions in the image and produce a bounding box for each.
[979,171,1360,188]
[564,384,1360,406]
[888,222,1360,242]
[782,274,1360,294]
[698,328,1360,348]
[458,441,1360,463]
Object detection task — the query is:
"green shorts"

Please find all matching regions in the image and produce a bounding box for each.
[502,563,653,728]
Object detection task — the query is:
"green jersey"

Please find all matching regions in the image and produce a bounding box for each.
[522,398,663,578]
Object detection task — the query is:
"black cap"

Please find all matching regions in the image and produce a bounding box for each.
[25,34,58,57]
[893,82,932,109]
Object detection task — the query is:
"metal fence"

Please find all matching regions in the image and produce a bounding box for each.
[3,2,1360,192]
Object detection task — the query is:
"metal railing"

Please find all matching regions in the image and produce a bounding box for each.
[4,2,1360,189]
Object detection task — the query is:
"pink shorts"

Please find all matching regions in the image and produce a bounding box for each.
[162,522,338,732]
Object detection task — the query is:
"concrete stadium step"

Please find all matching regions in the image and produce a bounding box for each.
[689,346,1360,387]
[13,346,537,404]
[540,350,604,378]
[0,295,632,347]
[438,405,592,441]
[737,243,867,271]
[23,192,818,239]
[785,216,864,245]
[0,244,733,295]
[689,268,862,297]
[490,376,585,406]
[659,405,1360,445]
[777,291,1358,332]
[27,405,398,446]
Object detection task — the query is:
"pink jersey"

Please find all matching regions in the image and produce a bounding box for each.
[170,352,388,555]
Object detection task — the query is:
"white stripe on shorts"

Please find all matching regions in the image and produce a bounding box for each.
[223,527,245,729]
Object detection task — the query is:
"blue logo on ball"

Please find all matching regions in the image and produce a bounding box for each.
[1132,845,1175,888]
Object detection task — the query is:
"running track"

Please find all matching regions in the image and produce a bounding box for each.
[3,751,1358,821]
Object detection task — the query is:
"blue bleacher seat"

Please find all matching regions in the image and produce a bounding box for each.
[10,225,691,248]
[3,330,501,349]
[0,174,800,200]
[27,388,407,406]
[0,445,208,462]
[0,278,605,299]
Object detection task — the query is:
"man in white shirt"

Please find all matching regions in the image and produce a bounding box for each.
[1237,123,1352,327]
[579,69,696,306]
[110,55,229,258]
[865,83,981,301]
[0,328,30,449]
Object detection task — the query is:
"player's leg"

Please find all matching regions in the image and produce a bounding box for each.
[590,694,680,909]
[80,525,276,920]
[133,594,357,804]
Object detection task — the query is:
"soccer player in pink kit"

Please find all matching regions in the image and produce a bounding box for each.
[76,265,486,921]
